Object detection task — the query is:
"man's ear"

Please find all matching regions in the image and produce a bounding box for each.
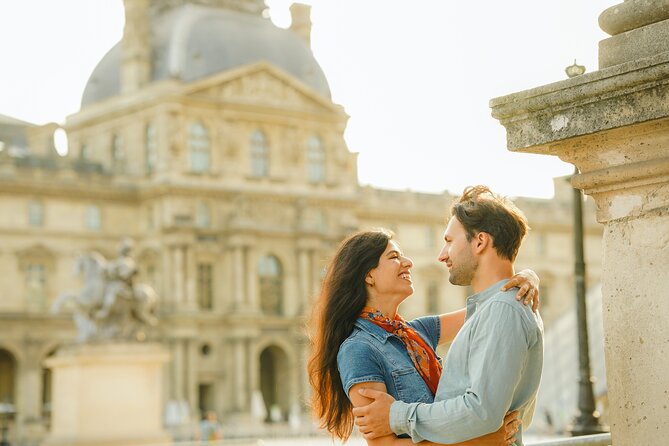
[473,232,491,254]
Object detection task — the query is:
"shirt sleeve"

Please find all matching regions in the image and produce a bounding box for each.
[337,337,385,398]
[407,315,441,351]
[390,301,531,443]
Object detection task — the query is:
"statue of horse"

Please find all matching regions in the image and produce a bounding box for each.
[52,251,158,342]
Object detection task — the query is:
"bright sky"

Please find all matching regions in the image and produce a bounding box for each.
[0,0,618,198]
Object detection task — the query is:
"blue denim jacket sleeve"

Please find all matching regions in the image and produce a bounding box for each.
[338,337,385,398]
[390,301,532,443]
[407,315,441,351]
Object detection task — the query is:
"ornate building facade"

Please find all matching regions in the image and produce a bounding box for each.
[0,1,603,444]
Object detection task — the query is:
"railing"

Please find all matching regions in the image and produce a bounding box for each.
[527,433,611,446]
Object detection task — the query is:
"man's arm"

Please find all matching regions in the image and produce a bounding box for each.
[355,301,531,444]
[349,383,520,446]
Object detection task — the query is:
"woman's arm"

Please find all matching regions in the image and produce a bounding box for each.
[349,383,518,446]
[438,269,540,345]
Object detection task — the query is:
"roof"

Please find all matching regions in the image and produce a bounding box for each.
[81,4,331,106]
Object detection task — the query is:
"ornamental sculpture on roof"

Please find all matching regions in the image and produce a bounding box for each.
[53,238,158,342]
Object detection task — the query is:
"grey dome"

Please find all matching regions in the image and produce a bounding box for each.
[81,4,331,106]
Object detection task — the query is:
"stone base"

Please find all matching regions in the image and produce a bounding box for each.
[42,342,171,446]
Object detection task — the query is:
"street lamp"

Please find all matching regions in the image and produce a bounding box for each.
[0,402,15,446]
[567,165,608,436]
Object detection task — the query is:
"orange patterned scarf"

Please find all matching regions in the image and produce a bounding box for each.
[360,306,442,395]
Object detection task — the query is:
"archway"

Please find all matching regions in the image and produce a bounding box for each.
[259,346,289,422]
[0,349,16,404]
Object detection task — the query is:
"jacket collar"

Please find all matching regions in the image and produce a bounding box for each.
[354,317,394,343]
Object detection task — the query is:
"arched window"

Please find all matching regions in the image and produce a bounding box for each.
[146,124,157,175]
[189,122,210,173]
[307,135,326,183]
[0,349,16,408]
[250,130,269,178]
[259,255,283,315]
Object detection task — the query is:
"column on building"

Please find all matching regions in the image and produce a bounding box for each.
[245,245,259,313]
[185,245,198,311]
[490,3,669,443]
[17,345,45,441]
[233,337,248,413]
[172,245,185,308]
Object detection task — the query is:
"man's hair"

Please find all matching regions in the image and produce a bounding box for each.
[450,185,529,261]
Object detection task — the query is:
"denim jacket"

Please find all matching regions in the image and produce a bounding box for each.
[337,315,441,406]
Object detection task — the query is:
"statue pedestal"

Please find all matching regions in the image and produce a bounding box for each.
[43,342,171,446]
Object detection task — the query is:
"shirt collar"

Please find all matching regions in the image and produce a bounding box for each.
[465,279,511,320]
[354,318,394,343]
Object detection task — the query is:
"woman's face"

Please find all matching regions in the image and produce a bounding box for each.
[367,240,414,299]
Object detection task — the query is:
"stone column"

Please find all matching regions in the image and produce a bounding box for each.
[173,246,185,307]
[490,4,669,444]
[233,246,245,310]
[233,338,248,412]
[245,246,259,313]
[17,346,45,443]
[185,246,198,311]
[297,249,310,315]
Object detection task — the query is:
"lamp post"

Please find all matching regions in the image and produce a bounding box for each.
[0,402,15,446]
[567,164,608,436]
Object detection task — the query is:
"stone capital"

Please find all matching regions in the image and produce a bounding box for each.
[490,54,669,223]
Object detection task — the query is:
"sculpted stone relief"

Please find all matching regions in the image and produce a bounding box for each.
[201,70,326,112]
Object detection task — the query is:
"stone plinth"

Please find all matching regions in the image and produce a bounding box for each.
[43,343,171,446]
[490,4,669,444]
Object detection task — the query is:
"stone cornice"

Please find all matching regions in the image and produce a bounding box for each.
[490,52,669,151]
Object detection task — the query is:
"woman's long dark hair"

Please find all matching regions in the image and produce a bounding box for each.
[307,229,392,440]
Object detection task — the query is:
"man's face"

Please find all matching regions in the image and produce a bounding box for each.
[438,216,478,286]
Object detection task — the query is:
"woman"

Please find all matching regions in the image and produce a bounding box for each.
[308,230,539,446]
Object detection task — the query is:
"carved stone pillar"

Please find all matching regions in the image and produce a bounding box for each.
[233,339,248,412]
[245,246,259,313]
[490,3,669,443]
[173,246,185,306]
[185,246,197,311]
[297,249,311,314]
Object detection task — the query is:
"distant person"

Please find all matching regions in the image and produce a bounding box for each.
[195,411,223,442]
[308,222,541,444]
[352,186,544,446]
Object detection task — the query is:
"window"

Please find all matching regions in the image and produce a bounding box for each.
[80,143,91,160]
[146,124,157,175]
[259,255,283,315]
[196,202,211,228]
[112,134,124,168]
[306,135,326,183]
[250,130,269,177]
[425,226,435,248]
[28,201,44,227]
[189,122,210,173]
[427,281,439,314]
[197,263,213,310]
[86,205,101,231]
[26,262,47,305]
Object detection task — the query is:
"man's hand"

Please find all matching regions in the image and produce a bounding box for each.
[351,388,395,440]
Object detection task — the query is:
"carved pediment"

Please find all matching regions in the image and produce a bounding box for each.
[190,67,334,113]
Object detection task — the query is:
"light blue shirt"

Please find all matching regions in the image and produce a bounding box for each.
[389,280,544,445]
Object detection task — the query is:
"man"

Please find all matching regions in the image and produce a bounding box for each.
[96,238,138,319]
[352,185,544,445]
